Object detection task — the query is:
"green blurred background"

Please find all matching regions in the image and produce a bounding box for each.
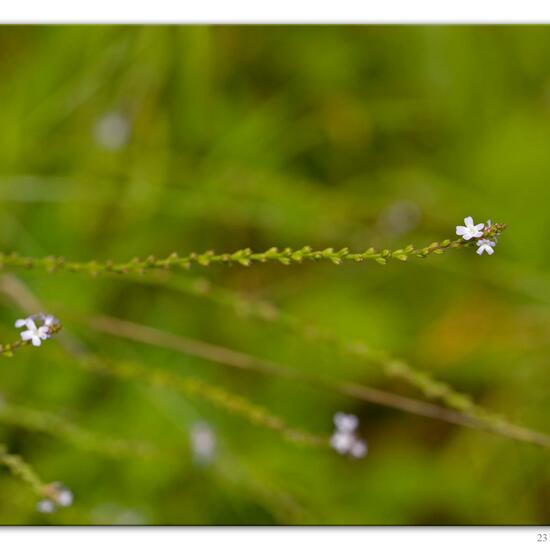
[0,25,548,525]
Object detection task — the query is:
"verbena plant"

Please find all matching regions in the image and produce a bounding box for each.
[2,216,548,514]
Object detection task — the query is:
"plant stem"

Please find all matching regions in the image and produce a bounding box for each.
[0,401,160,460]
[0,444,48,497]
[0,322,62,358]
[79,312,550,450]
[123,272,497,419]
[0,224,506,276]
[0,275,326,450]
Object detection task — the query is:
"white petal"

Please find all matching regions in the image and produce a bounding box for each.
[56,488,73,507]
[462,233,473,241]
[330,435,345,454]
[456,226,467,236]
[330,431,353,453]
[350,439,368,458]
[26,319,37,332]
[474,223,484,231]
[334,413,358,432]
[36,499,56,514]
[38,327,50,339]
[31,336,42,347]
[476,246,484,255]
[20,330,33,341]
[14,319,28,328]
[333,412,345,426]
[486,247,494,255]
[464,216,474,226]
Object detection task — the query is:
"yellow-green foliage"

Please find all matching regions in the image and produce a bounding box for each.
[0,26,548,526]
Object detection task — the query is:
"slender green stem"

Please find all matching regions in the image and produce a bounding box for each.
[130,271,486,413]
[0,443,76,508]
[78,356,327,448]
[80,312,550,450]
[0,276,327,451]
[0,224,506,276]
[0,339,32,357]
[0,320,62,358]
[0,400,160,460]
[0,444,71,505]
[4,271,547,450]
[0,444,46,497]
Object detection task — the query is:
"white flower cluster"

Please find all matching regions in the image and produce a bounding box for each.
[330,412,368,459]
[37,482,73,514]
[456,216,498,256]
[15,313,59,347]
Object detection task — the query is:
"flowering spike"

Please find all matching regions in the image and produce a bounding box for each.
[4,314,62,355]
[0,221,507,276]
[330,412,368,459]
[455,216,505,257]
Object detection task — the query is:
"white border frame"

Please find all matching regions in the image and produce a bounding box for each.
[0,526,548,550]
[1,0,550,23]
[0,6,548,547]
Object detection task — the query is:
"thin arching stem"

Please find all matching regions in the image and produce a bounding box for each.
[0,224,506,276]
[78,313,550,450]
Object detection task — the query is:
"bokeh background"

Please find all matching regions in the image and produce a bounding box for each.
[0,26,548,525]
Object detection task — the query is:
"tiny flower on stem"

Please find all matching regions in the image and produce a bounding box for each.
[12,313,61,350]
[36,499,56,514]
[333,412,358,433]
[37,482,73,514]
[53,483,73,507]
[349,439,368,459]
[476,239,496,256]
[42,314,59,328]
[456,216,484,241]
[330,412,368,459]
[330,430,356,455]
[455,216,506,257]
[17,319,49,347]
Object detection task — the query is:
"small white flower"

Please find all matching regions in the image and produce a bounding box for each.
[330,430,355,454]
[19,319,50,347]
[330,412,368,459]
[52,483,73,507]
[349,439,368,459]
[42,314,58,328]
[456,216,484,241]
[333,412,358,433]
[190,422,216,465]
[476,239,496,256]
[36,499,56,514]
